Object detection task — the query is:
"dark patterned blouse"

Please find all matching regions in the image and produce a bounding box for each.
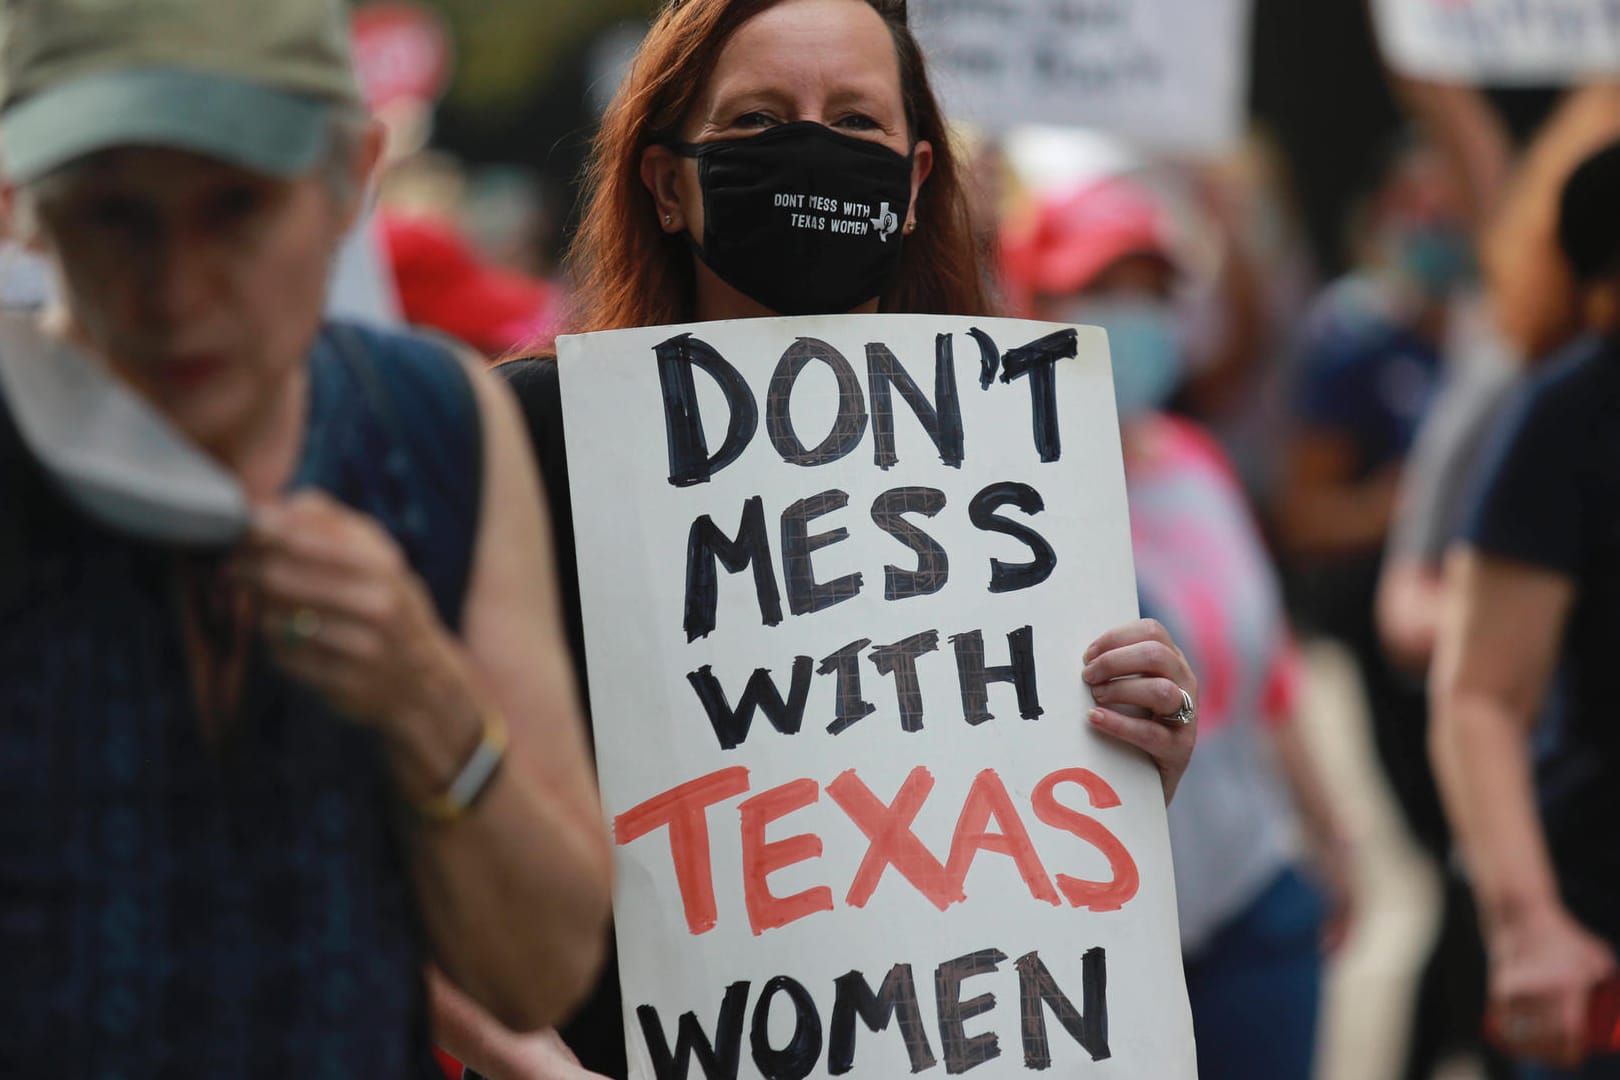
[0,323,482,1078]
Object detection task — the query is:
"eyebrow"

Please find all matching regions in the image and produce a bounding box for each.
[697,85,904,137]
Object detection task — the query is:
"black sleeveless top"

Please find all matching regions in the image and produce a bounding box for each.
[0,323,482,1077]
[497,357,627,1078]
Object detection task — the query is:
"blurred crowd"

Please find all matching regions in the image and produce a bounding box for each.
[5,0,1619,1077]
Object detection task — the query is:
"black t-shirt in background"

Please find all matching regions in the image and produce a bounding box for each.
[1463,334,1620,947]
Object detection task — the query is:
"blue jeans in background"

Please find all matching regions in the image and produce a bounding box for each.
[1520,1054,1620,1079]
[1184,867,1326,1080]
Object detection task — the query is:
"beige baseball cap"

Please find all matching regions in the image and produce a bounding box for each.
[0,0,363,184]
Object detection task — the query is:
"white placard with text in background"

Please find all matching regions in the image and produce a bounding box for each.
[909,0,1252,153]
[1372,0,1620,83]
[558,314,1195,1079]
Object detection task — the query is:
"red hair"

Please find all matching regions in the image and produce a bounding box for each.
[560,0,992,342]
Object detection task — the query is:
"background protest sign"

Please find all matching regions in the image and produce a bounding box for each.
[558,314,1194,1078]
[1372,0,1620,83]
[909,0,1251,153]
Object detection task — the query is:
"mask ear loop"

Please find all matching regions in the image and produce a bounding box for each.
[901,142,920,235]
[689,150,717,263]
[660,140,712,262]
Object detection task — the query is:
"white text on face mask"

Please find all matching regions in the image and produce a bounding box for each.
[785,213,878,235]
[775,193,844,212]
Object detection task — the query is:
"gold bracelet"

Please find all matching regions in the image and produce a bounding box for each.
[415,708,510,824]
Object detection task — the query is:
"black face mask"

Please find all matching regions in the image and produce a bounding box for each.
[672,122,916,317]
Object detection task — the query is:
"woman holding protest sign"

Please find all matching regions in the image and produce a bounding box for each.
[437,0,1200,1075]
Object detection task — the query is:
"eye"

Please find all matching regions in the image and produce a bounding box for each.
[833,113,882,132]
[82,196,150,234]
[733,110,780,130]
[202,185,265,229]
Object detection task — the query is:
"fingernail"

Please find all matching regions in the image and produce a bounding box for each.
[1088,708,1105,725]
[1081,664,1098,683]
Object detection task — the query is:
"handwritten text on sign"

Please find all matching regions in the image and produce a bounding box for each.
[558,316,1194,1078]
[1372,0,1620,82]
[909,0,1251,152]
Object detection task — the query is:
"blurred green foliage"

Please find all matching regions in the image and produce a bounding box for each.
[399,0,655,113]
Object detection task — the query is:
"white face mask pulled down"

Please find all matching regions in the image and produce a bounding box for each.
[0,313,249,547]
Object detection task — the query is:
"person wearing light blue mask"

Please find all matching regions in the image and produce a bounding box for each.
[999,174,1192,421]
[1002,176,1352,1080]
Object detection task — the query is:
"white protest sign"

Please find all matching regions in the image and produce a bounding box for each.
[1372,0,1620,83]
[558,315,1194,1079]
[909,0,1251,153]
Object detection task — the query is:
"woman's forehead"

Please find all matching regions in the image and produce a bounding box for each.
[700,0,901,111]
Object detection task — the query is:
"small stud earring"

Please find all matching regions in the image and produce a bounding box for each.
[664,214,674,226]
[904,220,917,235]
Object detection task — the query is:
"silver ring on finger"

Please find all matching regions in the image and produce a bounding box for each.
[281,607,322,648]
[1160,686,1196,727]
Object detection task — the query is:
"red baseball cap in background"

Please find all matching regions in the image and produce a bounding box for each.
[382,212,557,358]
[999,176,1178,311]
